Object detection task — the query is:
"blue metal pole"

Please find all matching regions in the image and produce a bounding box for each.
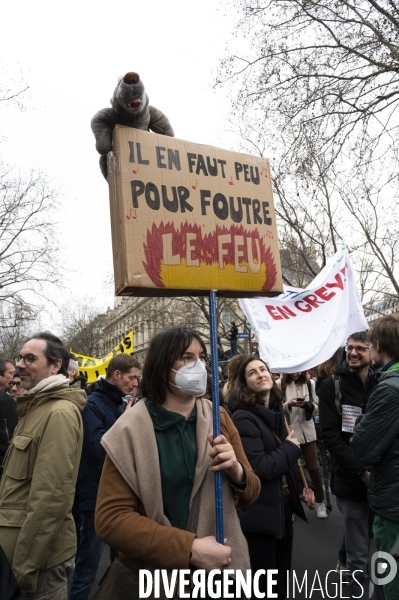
[209,290,224,544]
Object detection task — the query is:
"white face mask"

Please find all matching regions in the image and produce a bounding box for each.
[170,360,208,397]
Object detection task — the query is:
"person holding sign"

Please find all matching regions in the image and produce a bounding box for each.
[230,356,315,600]
[319,332,379,600]
[94,327,260,599]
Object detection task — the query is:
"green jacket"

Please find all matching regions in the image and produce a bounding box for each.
[0,381,87,593]
[352,363,399,523]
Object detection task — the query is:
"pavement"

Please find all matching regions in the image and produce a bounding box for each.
[85,495,349,600]
[70,447,385,600]
[290,496,345,599]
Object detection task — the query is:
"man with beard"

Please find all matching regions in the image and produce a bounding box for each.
[0,332,87,598]
[9,370,26,401]
[319,332,381,600]
[352,315,399,600]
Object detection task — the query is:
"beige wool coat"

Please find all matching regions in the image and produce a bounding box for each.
[277,378,319,444]
[95,398,260,575]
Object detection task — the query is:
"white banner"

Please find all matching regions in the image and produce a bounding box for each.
[239,244,368,372]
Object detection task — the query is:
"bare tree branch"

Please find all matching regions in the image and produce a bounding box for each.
[0,64,29,110]
[60,300,108,357]
[0,300,39,359]
[0,164,61,309]
[218,0,399,300]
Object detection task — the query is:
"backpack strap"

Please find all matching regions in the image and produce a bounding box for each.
[333,374,342,415]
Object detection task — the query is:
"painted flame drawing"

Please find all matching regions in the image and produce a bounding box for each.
[143,222,277,291]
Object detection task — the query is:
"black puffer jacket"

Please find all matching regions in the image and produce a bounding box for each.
[231,402,306,539]
[352,365,399,523]
[319,361,378,502]
[0,392,18,465]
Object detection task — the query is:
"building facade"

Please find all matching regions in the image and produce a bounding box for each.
[101,296,246,364]
[363,296,399,326]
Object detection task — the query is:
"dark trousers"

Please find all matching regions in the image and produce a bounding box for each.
[72,491,81,549]
[245,499,293,600]
[69,511,115,600]
[373,515,399,600]
[300,441,324,503]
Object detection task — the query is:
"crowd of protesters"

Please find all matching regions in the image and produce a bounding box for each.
[0,315,398,600]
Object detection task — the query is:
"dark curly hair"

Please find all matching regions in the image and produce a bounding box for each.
[233,356,284,410]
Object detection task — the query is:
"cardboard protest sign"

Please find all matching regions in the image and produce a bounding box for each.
[70,331,134,383]
[108,126,282,297]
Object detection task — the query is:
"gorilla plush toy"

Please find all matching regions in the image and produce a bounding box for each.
[91,72,174,179]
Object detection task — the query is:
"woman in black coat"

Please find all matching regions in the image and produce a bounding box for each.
[231,356,315,600]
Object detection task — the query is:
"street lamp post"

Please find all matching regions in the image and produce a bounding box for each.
[246,323,253,355]
[244,322,249,354]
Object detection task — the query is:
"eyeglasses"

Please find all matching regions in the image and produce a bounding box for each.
[10,381,21,388]
[15,353,43,366]
[181,353,210,368]
[345,345,369,354]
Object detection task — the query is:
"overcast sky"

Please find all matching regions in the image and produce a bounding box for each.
[1,0,240,329]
